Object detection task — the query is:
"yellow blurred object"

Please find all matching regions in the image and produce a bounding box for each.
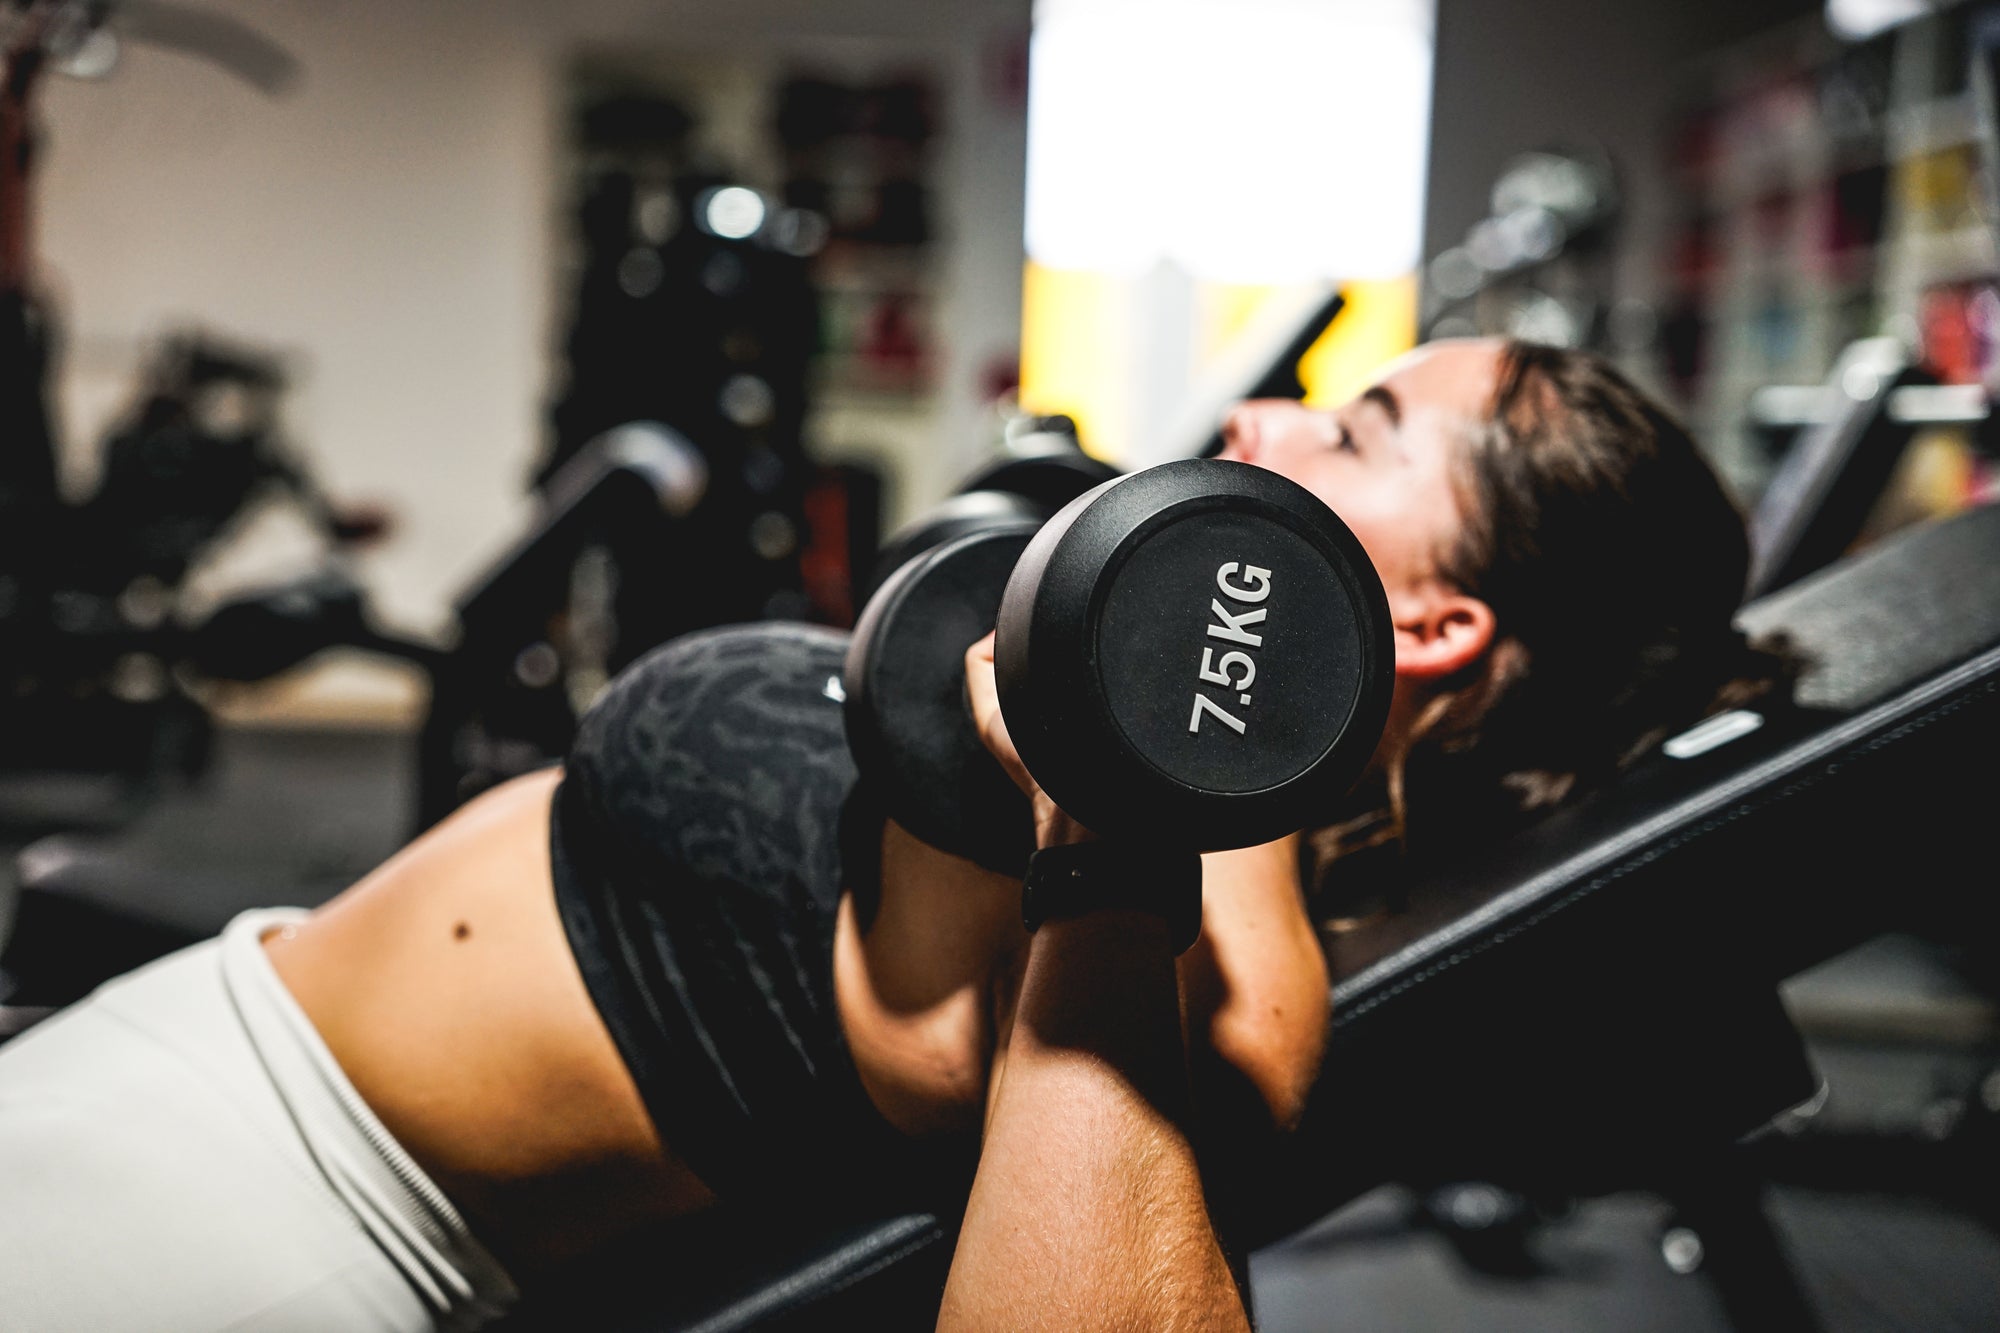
[1857,427,1979,548]
[1896,146,1978,233]
[1297,275,1419,407]
[1197,282,1286,359]
[1193,276,1418,405]
[1018,264,1419,464]
[1018,261,1132,460]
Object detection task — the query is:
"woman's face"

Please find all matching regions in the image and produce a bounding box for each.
[1216,338,1504,605]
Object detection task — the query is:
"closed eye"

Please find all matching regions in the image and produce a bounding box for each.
[1315,410,1360,455]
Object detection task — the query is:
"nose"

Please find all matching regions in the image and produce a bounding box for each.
[1219,403,1260,463]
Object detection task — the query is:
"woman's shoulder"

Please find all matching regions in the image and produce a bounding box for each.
[582,622,851,744]
[564,620,860,885]
[617,620,851,690]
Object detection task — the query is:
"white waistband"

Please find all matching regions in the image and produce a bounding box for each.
[217,909,519,1329]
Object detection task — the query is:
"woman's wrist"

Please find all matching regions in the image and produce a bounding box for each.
[1030,791,1097,849]
[1009,909,1192,1124]
[1029,907,1174,960]
[1015,912,1180,1035]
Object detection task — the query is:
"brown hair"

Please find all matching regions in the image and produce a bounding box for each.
[1310,341,1796,917]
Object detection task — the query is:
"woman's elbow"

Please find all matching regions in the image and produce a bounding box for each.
[1208,985,1330,1134]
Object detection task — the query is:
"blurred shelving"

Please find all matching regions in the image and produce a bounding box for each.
[1659,7,2000,513]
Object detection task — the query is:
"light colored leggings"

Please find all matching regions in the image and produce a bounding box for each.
[0,909,517,1332]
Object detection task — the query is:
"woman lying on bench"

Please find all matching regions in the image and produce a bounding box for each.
[0,340,1790,1330]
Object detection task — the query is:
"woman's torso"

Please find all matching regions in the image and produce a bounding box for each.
[263,768,711,1276]
[266,623,1326,1275]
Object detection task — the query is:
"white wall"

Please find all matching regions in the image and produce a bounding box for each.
[41,0,1028,642]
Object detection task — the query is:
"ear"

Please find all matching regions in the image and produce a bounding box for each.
[1389,585,1496,682]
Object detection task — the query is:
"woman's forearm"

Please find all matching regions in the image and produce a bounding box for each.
[938,910,1249,1333]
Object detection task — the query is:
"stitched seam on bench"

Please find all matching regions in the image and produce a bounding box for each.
[1332,643,2000,1004]
[1331,672,2000,1029]
[680,1215,944,1333]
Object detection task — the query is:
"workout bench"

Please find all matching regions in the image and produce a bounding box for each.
[496,499,2000,1330]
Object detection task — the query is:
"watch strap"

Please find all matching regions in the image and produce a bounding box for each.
[1021,841,1203,954]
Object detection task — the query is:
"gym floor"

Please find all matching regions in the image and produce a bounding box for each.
[3,724,1997,1332]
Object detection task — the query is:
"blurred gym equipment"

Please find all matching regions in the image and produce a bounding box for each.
[1421,146,1622,350]
[0,326,392,832]
[1745,336,1996,599]
[0,8,347,837]
[392,88,885,826]
[415,422,714,827]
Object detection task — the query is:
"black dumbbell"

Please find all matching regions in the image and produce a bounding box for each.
[843,457,1393,873]
[861,491,1047,611]
[954,413,1121,515]
[858,425,1123,605]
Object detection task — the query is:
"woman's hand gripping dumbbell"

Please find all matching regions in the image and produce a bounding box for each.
[842,457,1395,946]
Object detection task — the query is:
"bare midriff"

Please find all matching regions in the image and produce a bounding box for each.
[259,767,1325,1281]
[262,770,716,1277]
[261,771,1034,1278]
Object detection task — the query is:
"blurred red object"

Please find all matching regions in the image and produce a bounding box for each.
[1918,281,1999,384]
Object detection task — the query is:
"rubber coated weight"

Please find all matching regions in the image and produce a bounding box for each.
[861,490,1046,605]
[844,521,1041,875]
[861,451,1123,604]
[953,449,1122,515]
[994,458,1393,851]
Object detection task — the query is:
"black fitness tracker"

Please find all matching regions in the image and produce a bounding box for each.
[1021,841,1204,955]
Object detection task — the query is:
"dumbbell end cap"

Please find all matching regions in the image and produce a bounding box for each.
[996,459,1393,850]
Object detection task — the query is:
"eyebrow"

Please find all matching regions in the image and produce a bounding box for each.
[1362,384,1402,428]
